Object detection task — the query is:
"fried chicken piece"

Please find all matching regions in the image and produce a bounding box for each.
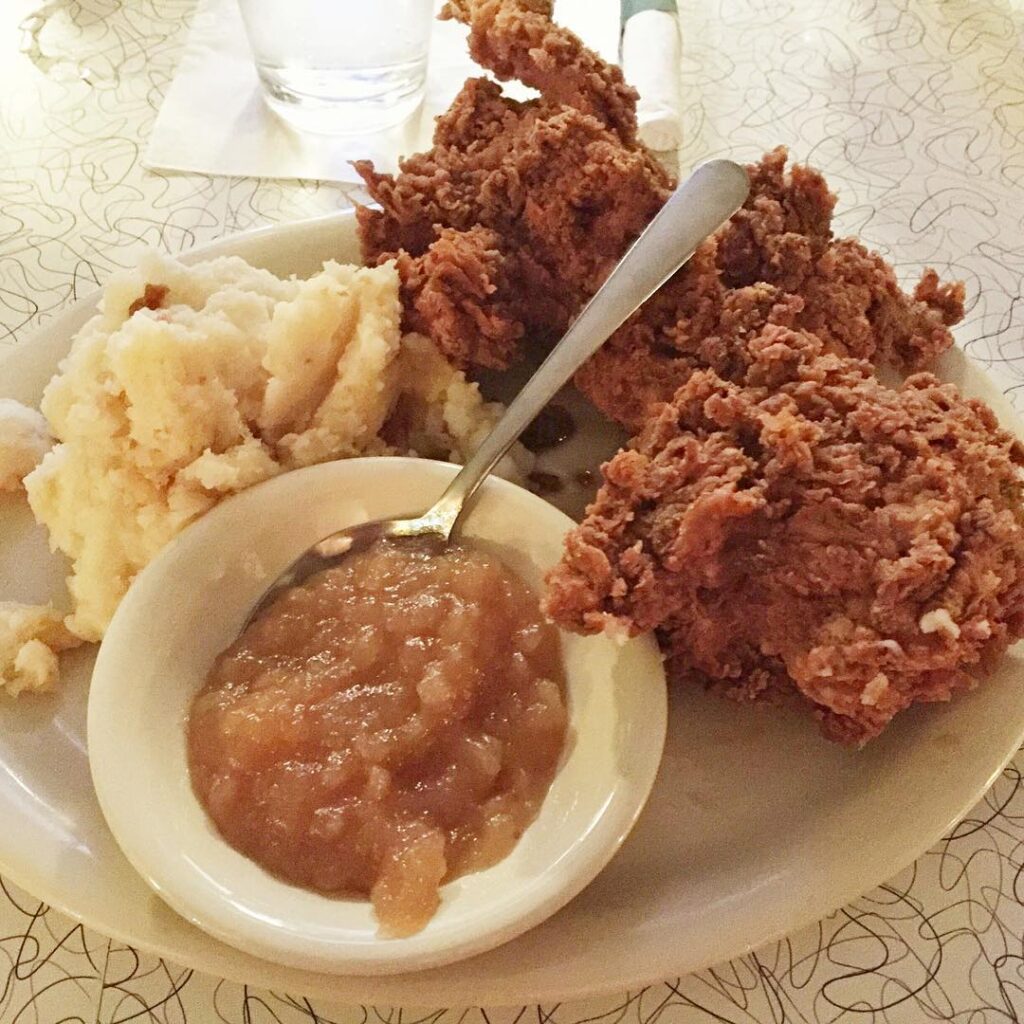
[356,13,671,370]
[440,0,640,143]
[546,327,1024,744]
[577,147,966,431]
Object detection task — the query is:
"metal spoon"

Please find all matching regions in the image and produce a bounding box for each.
[245,158,750,621]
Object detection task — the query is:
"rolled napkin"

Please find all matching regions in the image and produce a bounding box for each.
[621,0,682,152]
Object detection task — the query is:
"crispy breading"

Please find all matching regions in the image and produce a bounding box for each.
[576,147,966,431]
[355,20,670,369]
[387,226,526,370]
[440,0,641,143]
[547,328,1024,744]
[353,0,1007,746]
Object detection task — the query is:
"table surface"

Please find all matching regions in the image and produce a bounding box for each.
[2,0,1024,1020]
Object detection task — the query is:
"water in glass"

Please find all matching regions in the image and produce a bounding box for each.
[237,0,434,134]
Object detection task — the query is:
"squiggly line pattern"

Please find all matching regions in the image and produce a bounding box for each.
[0,0,1022,1020]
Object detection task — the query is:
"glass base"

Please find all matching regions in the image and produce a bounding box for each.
[257,64,426,136]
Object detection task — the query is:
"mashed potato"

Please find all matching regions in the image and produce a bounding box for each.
[0,603,80,696]
[0,399,50,491]
[15,249,527,673]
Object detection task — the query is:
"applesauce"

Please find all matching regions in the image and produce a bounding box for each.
[187,538,567,936]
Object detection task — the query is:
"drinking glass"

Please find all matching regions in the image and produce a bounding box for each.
[237,0,434,134]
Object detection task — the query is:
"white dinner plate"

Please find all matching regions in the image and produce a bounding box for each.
[1,212,1023,1005]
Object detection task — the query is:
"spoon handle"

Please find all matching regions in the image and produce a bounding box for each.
[429,157,751,535]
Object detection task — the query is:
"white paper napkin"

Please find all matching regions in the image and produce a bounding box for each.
[144,0,625,184]
[622,9,682,151]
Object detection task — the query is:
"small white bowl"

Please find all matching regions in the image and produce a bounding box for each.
[88,457,667,976]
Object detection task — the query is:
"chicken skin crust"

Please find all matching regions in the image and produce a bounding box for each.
[576,147,965,431]
[546,328,1024,745]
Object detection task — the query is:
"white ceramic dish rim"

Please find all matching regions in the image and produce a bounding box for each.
[86,457,669,975]
[0,209,1021,1004]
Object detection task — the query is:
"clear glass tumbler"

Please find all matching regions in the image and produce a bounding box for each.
[237,0,434,135]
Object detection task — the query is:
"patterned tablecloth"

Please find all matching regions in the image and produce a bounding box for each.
[2,0,1023,1020]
